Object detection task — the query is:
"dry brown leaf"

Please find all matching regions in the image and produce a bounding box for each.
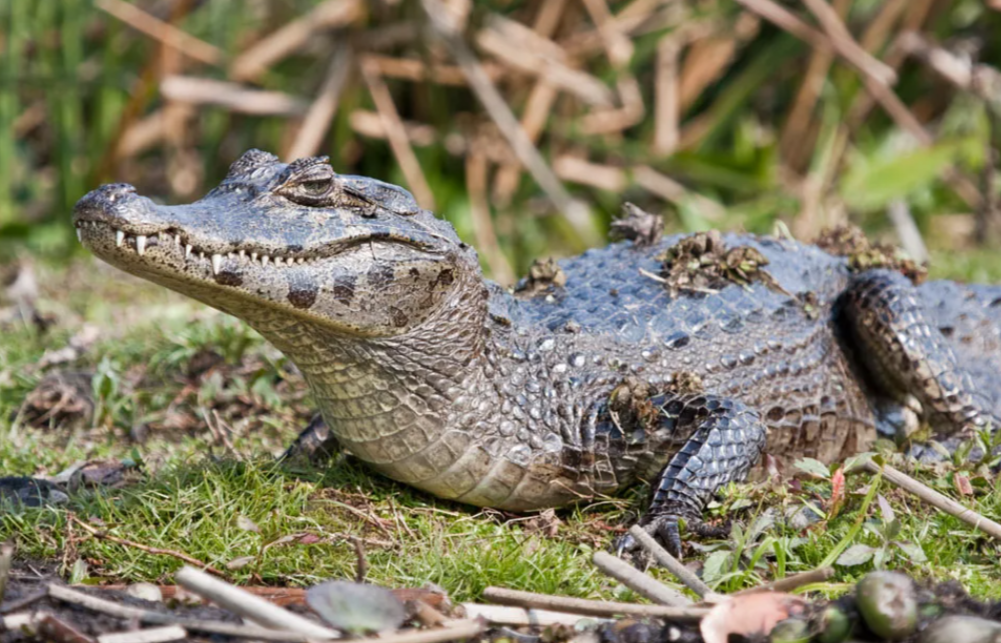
[700,592,809,643]
[954,473,973,496]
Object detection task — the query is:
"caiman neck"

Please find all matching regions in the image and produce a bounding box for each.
[246,266,493,469]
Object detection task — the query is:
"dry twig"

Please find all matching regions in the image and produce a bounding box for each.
[421,0,597,246]
[466,151,515,285]
[476,16,614,107]
[492,0,568,206]
[626,526,718,600]
[0,541,12,605]
[68,515,226,578]
[230,0,362,82]
[160,77,307,116]
[461,603,611,627]
[95,0,223,67]
[47,585,329,642]
[653,35,681,155]
[592,551,692,607]
[732,567,835,596]
[359,59,436,210]
[369,620,484,643]
[174,566,340,639]
[96,625,188,643]
[863,461,1001,541]
[481,587,710,620]
[286,43,354,160]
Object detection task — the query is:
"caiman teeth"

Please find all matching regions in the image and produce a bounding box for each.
[89,221,328,269]
[76,229,83,242]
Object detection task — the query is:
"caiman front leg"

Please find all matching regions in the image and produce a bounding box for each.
[841,270,1000,439]
[280,414,341,463]
[612,392,768,556]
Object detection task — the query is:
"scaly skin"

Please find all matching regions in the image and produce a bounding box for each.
[73,150,1001,552]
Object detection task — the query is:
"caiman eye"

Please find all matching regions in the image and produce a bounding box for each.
[277,163,335,205]
[299,180,330,196]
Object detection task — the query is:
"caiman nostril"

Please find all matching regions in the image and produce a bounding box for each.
[74,183,139,217]
[95,183,137,203]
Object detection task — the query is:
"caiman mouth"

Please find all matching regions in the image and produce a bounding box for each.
[75,218,441,277]
[75,170,468,336]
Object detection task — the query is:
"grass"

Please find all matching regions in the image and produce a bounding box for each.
[2,258,1000,603]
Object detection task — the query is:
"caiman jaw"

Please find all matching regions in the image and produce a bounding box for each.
[74,218,432,276]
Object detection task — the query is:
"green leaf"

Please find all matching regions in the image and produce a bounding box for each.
[837,544,876,566]
[747,514,775,543]
[840,142,962,211]
[877,495,896,527]
[701,550,732,584]
[793,458,830,479]
[873,546,889,570]
[843,451,876,474]
[895,541,928,563]
[306,581,406,634]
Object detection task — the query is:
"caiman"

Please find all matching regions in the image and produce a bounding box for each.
[73,150,1001,553]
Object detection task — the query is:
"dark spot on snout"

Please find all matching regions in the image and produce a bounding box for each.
[287,270,318,309]
[435,268,454,287]
[332,275,356,304]
[390,306,409,328]
[409,267,420,277]
[367,264,395,288]
[215,270,243,287]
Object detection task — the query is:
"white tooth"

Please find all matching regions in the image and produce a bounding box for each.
[239,250,246,259]
[116,230,125,247]
[136,235,147,256]
[76,228,82,242]
[185,244,193,259]
[297,257,305,265]
[199,252,205,259]
[274,257,284,266]
[212,254,223,275]
[175,235,181,246]
[251,252,258,262]
[261,255,270,266]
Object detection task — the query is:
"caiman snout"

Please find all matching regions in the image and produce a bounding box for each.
[74,183,137,217]
[73,183,159,233]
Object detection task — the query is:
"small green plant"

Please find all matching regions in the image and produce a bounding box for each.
[836,494,927,569]
[700,513,809,592]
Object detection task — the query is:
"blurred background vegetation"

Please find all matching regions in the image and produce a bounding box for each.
[3,0,1001,284]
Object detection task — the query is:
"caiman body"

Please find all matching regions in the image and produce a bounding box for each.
[74,150,1001,549]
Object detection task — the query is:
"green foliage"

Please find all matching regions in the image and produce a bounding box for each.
[3,0,1001,272]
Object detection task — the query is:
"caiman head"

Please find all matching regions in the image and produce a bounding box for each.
[74,150,481,338]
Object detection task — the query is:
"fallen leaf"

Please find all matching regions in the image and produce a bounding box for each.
[954,473,973,496]
[793,458,830,479]
[307,580,406,634]
[700,592,809,643]
[837,544,876,566]
[236,515,261,533]
[226,556,256,570]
